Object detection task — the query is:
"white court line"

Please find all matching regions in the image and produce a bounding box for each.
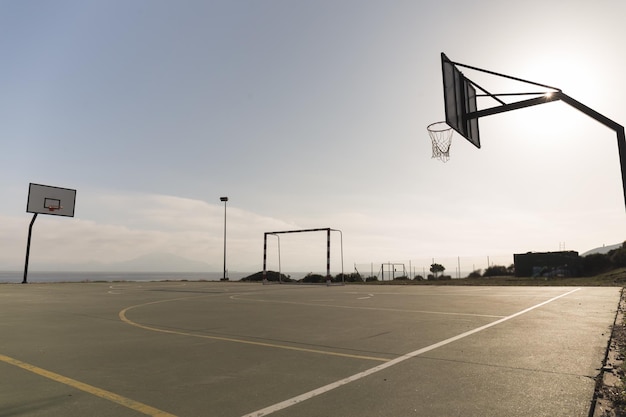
[344,290,557,297]
[241,287,581,417]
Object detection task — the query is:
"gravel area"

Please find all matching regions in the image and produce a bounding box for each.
[593,288,626,417]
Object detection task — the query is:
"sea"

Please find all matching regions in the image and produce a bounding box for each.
[0,271,253,284]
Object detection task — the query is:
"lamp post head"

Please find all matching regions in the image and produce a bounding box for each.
[220,197,228,202]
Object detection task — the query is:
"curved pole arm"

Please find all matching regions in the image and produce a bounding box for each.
[468,92,626,210]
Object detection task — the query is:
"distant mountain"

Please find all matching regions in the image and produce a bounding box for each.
[581,243,623,257]
[28,253,213,272]
[108,253,213,272]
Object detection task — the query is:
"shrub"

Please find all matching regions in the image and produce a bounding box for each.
[467,269,482,278]
[483,265,511,277]
[240,271,291,282]
[301,273,326,283]
[582,253,613,275]
[334,273,364,283]
[609,243,626,268]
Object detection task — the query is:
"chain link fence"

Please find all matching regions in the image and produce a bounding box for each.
[354,254,514,280]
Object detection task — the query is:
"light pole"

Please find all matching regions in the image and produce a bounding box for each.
[220,197,228,281]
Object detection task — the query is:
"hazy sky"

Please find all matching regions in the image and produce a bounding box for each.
[2,0,626,274]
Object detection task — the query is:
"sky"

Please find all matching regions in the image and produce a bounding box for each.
[2,0,626,276]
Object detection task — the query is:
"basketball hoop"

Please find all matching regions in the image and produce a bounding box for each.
[427,121,453,163]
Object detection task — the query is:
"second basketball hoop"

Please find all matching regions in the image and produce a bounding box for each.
[427,121,453,163]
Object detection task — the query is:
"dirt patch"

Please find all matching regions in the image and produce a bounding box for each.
[593,288,626,417]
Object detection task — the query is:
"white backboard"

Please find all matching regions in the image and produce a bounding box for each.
[26,183,76,217]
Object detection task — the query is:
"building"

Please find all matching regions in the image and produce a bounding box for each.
[513,251,582,277]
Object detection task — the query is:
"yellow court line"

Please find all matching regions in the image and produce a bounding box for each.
[119,299,390,363]
[0,353,177,417]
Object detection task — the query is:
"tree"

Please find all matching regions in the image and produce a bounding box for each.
[430,263,445,279]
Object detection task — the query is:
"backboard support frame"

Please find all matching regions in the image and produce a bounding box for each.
[440,52,626,210]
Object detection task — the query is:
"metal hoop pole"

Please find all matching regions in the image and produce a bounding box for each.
[23,213,38,284]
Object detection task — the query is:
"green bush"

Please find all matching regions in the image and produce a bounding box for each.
[609,243,626,267]
[483,265,511,277]
[338,273,364,283]
[467,269,482,278]
[301,273,327,283]
[583,253,613,275]
[240,271,291,282]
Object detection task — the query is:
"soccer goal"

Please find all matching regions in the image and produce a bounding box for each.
[262,228,344,285]
[380,263,407,280]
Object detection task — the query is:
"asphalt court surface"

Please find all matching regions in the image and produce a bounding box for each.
[0,282,621,416]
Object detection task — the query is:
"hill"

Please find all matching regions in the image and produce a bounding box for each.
[28,252,213,272]
[581,243,622,257]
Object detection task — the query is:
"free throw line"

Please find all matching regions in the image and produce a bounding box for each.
[241,287,582,417]
[0,353,177,417]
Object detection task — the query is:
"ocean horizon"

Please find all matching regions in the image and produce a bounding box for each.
[0,271,254,284]
[0,271,356,284]
[1,270,475,284]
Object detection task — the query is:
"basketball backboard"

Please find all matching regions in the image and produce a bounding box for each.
[26,183,76,217]
[441,53,480,148]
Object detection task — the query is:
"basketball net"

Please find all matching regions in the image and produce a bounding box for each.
[427,121,453,163]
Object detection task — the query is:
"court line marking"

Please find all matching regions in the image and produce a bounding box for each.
[241,287,582,417]
[343,290,554,297]
[0,353,177,417]
[119,297,389,362]
[229,294,505,318]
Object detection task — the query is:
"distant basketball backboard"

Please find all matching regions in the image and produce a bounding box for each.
[441,53,480,148]
[26,183,76,217]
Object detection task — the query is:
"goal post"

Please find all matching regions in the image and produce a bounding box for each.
[262,227,344,285]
